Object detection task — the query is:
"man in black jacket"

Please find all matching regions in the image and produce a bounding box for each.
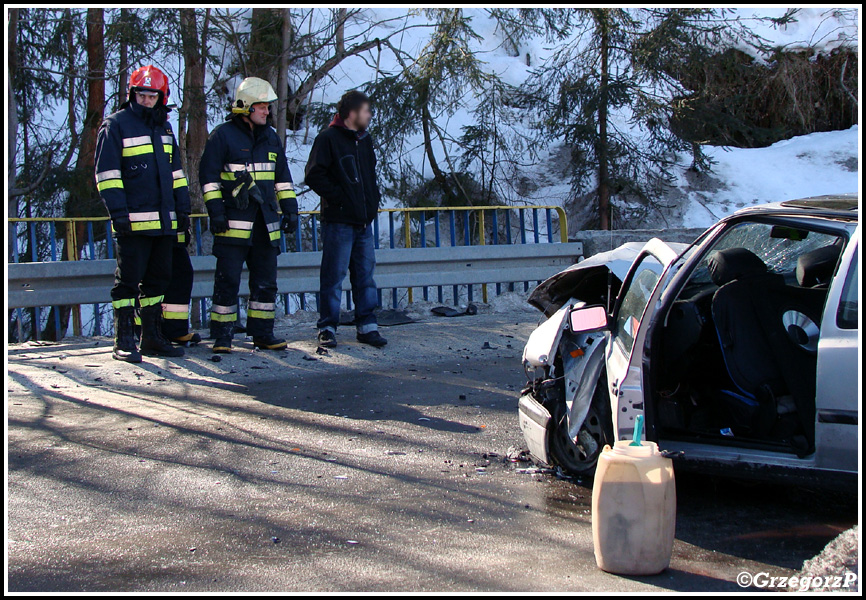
[95,64,188,362]
[305,91,386,348]
[201,77,298,353]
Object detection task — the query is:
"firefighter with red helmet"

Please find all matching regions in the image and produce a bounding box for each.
[95,65,190,362]
[200,77,298,353]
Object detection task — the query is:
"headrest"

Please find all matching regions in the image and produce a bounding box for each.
[708,248,768,286]
[796,244,842,287]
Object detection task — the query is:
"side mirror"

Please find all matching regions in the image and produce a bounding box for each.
[568,304,609,334]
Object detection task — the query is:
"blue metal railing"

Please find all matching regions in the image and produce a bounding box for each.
[8,205,567,340]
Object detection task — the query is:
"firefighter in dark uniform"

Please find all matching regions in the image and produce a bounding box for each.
[160,222,201,346]
[201,77,298,353]
[95,64,188,362]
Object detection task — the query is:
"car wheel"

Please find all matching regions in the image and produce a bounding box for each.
[549,374,613,476]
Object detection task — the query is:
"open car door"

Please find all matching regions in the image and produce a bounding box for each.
[605,239,679,442]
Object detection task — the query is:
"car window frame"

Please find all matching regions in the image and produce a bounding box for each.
[836,250,858,330]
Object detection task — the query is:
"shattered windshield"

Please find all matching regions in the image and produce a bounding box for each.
[690,221,844,285]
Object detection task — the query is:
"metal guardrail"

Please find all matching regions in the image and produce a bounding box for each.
[8,205,569,340]
[9,242,583,307]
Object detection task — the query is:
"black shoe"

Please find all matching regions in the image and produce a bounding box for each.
[212,337,232,353]
[140,305,185,357]
[113,306,142,363]
[253,334,287,350]
[357,330,387,347]
[318,329,337,348]
[170,332,202,346]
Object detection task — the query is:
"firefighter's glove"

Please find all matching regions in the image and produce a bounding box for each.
[210,214,228,235]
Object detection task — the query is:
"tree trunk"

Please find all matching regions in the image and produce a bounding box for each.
[8,8,20,260]
[76,7,105,212]
[179,8,210,213]
[596,10,611,231]
[335,8,347,56]
[116,8,128,110]
[421,100,447,187]
[46,8,105,341]
[275,9,291,146]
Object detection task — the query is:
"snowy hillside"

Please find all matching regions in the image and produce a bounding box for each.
[679,126,860,227]
[265,8,858,230]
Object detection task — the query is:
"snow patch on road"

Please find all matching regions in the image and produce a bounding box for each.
[791,525,860,592]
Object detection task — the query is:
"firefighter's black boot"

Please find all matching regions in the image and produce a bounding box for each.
[140,305,185,357]
[253,333,287,350]
[113,306,142,363]
[170,331,202,346]
[211,320,233,354]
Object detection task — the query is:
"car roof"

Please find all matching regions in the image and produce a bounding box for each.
[732,194,859,223]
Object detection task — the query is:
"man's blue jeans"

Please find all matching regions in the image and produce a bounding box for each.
[317,221,379,334]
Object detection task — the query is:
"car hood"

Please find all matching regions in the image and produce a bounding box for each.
[528,241,688,316]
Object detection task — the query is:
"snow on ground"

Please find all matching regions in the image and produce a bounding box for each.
[679,126,860,228]
[790,525,859,592]
[736,7,858,57]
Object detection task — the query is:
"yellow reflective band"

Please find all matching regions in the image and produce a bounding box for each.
[140,295,164,307]
[252,171,275,181]
[216,228,253,239]
[97,179,124,192]
[177,232,186,243]
[204,190,222,202]
[162,311,189,320]
[173,177,188,189]
[269,152,277,161]
[130,220,162,231]
[210,312,238,322]
[220,172,237,181]
[276,190,297,200]
[122,144,154,157]
[134,315,142,326]
[269,229,281,242]
[163,144,173,155]
[112,298,135,308]
[248,310,275,320]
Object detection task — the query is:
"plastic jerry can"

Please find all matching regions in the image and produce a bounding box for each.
[591,440,676,575]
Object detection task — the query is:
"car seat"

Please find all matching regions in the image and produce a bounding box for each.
[708,248,820,455]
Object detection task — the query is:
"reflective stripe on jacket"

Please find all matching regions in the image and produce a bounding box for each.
[200,116,297,248]
[95,102,190,236]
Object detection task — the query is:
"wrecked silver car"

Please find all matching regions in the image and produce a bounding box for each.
[519,195,859,483]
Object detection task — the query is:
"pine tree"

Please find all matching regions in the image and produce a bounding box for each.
[521,8,753,230]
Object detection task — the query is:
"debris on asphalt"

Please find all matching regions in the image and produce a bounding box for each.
[505,446,531,463]
[334,475,348,480]
[316,347,329,356]
[209,355,222,363]
[272,537,281,544]
[418,417,431,421]
[346,540,359,545]
[481,341,496,350]
[302,355,318,361]
[515,467,555,475]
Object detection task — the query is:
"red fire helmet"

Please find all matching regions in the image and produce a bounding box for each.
[129,65,170,105]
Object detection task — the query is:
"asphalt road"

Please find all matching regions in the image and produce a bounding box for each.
[6,311,858,592]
